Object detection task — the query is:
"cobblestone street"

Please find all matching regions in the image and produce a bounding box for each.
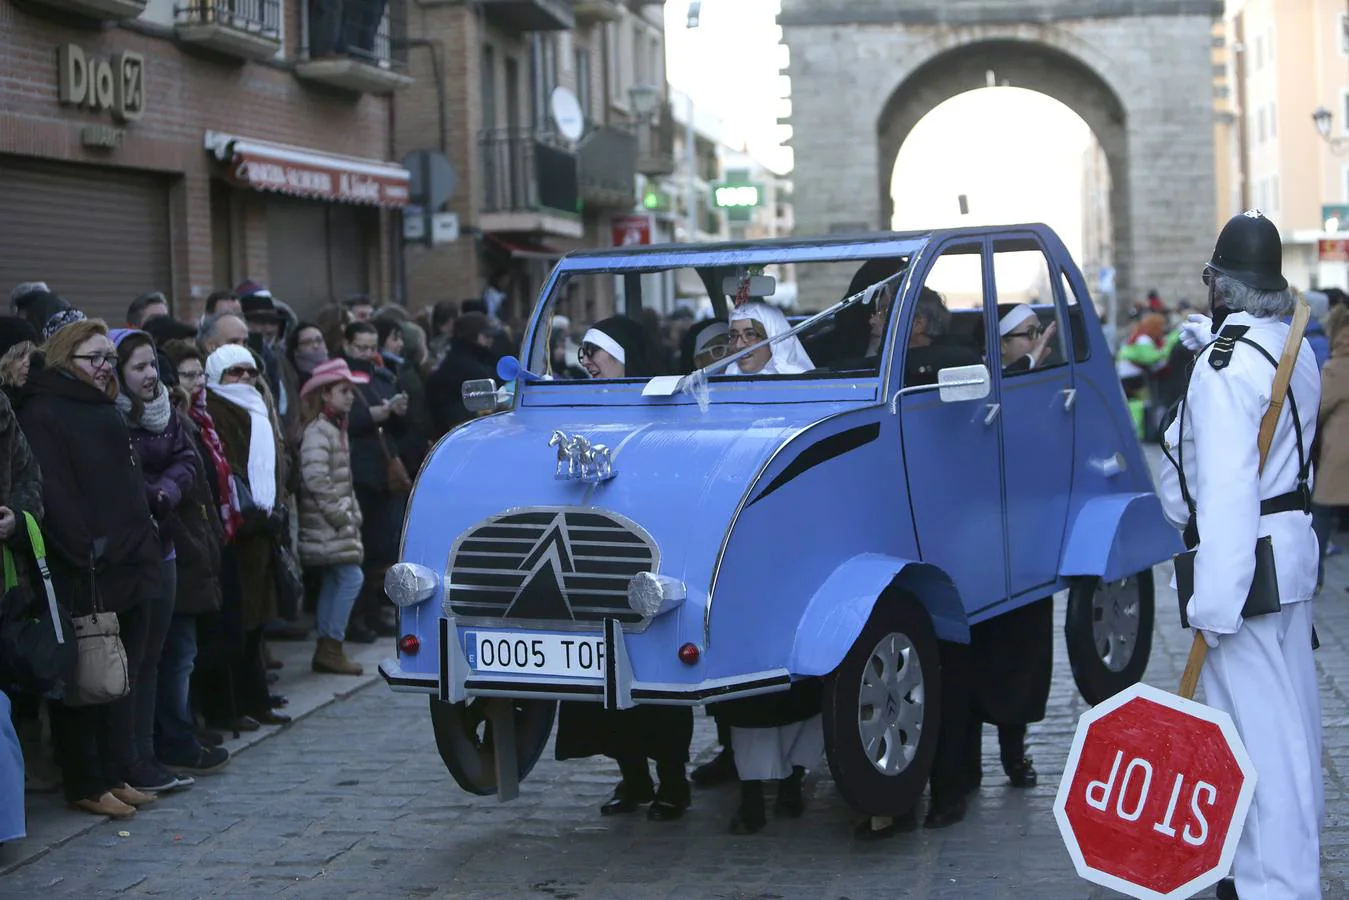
[3,459,1349,898]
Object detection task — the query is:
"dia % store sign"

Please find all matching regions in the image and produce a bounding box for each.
[1053,682,1256,899]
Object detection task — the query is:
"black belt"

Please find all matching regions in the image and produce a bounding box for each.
[1260,487,1312,516]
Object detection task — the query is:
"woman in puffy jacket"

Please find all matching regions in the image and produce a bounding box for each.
[296,359,368,675]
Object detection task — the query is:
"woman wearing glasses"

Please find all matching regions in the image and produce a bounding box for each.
[998,303,1058,373]
[17,319,163,818]
[202,344,290,732]
[725,303,814,376]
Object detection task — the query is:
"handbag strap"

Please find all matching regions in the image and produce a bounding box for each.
[2,512,66,644]
[353,386,398,464]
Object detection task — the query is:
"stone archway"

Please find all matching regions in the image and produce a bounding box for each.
[876,39,1130,305]
[781,5,1218,313]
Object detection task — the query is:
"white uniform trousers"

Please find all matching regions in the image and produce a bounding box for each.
[1201,601,1323,900]
[730,715,825,782]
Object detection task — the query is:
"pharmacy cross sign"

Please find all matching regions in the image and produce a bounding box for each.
[1053,682,1257,900]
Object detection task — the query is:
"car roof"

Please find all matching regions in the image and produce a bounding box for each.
[555,224,1056,272]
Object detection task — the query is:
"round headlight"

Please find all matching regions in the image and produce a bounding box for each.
[626,572,687,618]
[384,563,440,608]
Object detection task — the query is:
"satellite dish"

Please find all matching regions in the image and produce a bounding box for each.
[550,87,585,142]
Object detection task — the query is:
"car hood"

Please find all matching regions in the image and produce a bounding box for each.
[401,406,828,593]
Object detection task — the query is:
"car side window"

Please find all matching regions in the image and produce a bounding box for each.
[1060,269,1092,363]
[902,243,989,388]
[992,242,1068,375]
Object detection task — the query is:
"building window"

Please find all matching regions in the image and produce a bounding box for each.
[1342,13,1349,55]
[1269,101,1276,139]
[606,23,625,110]
[1254,35,1263,69]
[576,48,592,122]
[482,44,497,130]
[1342,165,1349,203]
[1342,89,1349,134]
[1256,107,1266,144]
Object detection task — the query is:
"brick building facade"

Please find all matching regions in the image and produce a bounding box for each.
[0,0,410,323]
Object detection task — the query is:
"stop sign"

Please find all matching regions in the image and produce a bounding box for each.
[1053,682,1257,899]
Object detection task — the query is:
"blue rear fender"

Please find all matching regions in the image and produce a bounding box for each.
[789,554,969,678]
[1058,493,1183,582]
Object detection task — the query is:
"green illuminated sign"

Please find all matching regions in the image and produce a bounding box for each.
[712,183,762,209]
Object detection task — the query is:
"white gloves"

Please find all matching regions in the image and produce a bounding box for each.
[1200,630,1220,650]
[1179,314,1214,352]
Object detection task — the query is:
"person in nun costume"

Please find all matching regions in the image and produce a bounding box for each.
[997,303,1059,373]
[726,302,815,375]
[554,315,695,820]
[715,306,824,833]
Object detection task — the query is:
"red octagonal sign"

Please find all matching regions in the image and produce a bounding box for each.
[1053,682,1257,899]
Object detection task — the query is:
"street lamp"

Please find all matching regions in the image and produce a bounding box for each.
[628,83,660,122]
[1312,105,1349,154]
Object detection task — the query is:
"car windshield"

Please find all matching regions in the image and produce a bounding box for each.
[525,255,909,384]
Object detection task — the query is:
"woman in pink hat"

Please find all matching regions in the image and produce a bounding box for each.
[297,358,371,675]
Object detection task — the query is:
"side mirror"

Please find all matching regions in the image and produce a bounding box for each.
[462,378,505,413]
[937,364,991,403]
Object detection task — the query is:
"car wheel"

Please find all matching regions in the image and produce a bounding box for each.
[428,696,557,796]
[1065,569,1155,706]
[822,592,942,817]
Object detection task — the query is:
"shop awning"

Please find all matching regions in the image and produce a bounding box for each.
[485,232,565,260]
[204,131,410,208]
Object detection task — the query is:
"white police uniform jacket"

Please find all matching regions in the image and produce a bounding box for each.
[1159,310,1323,900]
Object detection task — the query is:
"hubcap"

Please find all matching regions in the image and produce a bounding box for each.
[856,632,925,776]
[1092,576,1141,673]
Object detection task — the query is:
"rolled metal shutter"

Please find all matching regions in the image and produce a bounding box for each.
[266,196,372,318]
[0,156,172,324]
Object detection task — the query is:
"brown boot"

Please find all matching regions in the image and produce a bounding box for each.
[312,637,364,675]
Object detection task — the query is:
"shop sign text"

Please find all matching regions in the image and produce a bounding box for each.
[58,44,145,124]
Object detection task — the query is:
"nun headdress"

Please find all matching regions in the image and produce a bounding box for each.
[728,302,815,376]
[581,315,654,378]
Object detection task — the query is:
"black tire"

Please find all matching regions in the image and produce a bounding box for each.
[1065,569,1155,706]
[428,696,557,796]
[822,592,942,818]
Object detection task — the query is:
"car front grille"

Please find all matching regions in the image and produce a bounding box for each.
[445,508,658,626]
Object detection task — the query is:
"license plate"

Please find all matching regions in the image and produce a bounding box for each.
[464,630,605,678]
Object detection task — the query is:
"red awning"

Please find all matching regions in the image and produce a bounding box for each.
[204,131,410,208]
[485,232,565,260]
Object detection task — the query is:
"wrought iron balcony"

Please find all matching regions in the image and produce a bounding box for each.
[295,0,412,94]
[175,0,282,60]
[30,0,144,19]
[480,127,580,225]
[481,0,574,33]
[636,99,676,177]
[578,125,637,210]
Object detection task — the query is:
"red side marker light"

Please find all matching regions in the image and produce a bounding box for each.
[398,634,421,656]
[678,643,701,665]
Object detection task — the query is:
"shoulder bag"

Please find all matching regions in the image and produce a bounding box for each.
[64,539,131,707]
[0,512,77,696]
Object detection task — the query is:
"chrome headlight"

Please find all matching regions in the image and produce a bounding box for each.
[627,572,687,618]
[384,563,440,608]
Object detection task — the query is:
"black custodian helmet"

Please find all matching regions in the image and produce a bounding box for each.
[1207,209,1288,292]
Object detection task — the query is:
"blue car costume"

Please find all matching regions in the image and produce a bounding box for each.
[380,225,1181,818]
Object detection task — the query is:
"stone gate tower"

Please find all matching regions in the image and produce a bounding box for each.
[781,0,1223,310]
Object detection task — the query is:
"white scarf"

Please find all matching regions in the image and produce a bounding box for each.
[727,302,815,375]
[115,383,172,434]
[208,382,277,513]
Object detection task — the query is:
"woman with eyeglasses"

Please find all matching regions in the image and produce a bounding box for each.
[997,303,1058,373]
[576,315,654,380]
[17,319,163,818]
[726,302,814,376]
[201,345,290,732]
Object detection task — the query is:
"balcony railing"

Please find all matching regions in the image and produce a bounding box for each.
[175,0,282,60]
[480,0,574,33]
[295,0,411,93]
[579,125,637,210]
[481,127,579,216]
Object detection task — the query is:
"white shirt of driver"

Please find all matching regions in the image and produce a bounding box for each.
[1158,311,1320,634]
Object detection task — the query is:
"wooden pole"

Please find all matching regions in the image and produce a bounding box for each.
[1178,632,1208,700]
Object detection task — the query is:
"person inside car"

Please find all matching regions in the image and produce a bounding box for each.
[998,303,1058,373]
[727,303,814,375]
[578,316,651,379]
[690,321,730,372]
[903,287,983,386]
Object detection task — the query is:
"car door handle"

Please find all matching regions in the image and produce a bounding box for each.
[983,402,1000,426]
[1061,388,1077,412]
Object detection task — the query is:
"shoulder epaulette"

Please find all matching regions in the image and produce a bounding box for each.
[1207,324,1250,371]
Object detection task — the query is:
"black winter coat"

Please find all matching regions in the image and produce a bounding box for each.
[426,340,495,439]
[17,369,160,615]
[167,413,223,616]
[345,356,416,492]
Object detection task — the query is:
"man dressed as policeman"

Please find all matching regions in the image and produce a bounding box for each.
[1162,210,1323,899]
